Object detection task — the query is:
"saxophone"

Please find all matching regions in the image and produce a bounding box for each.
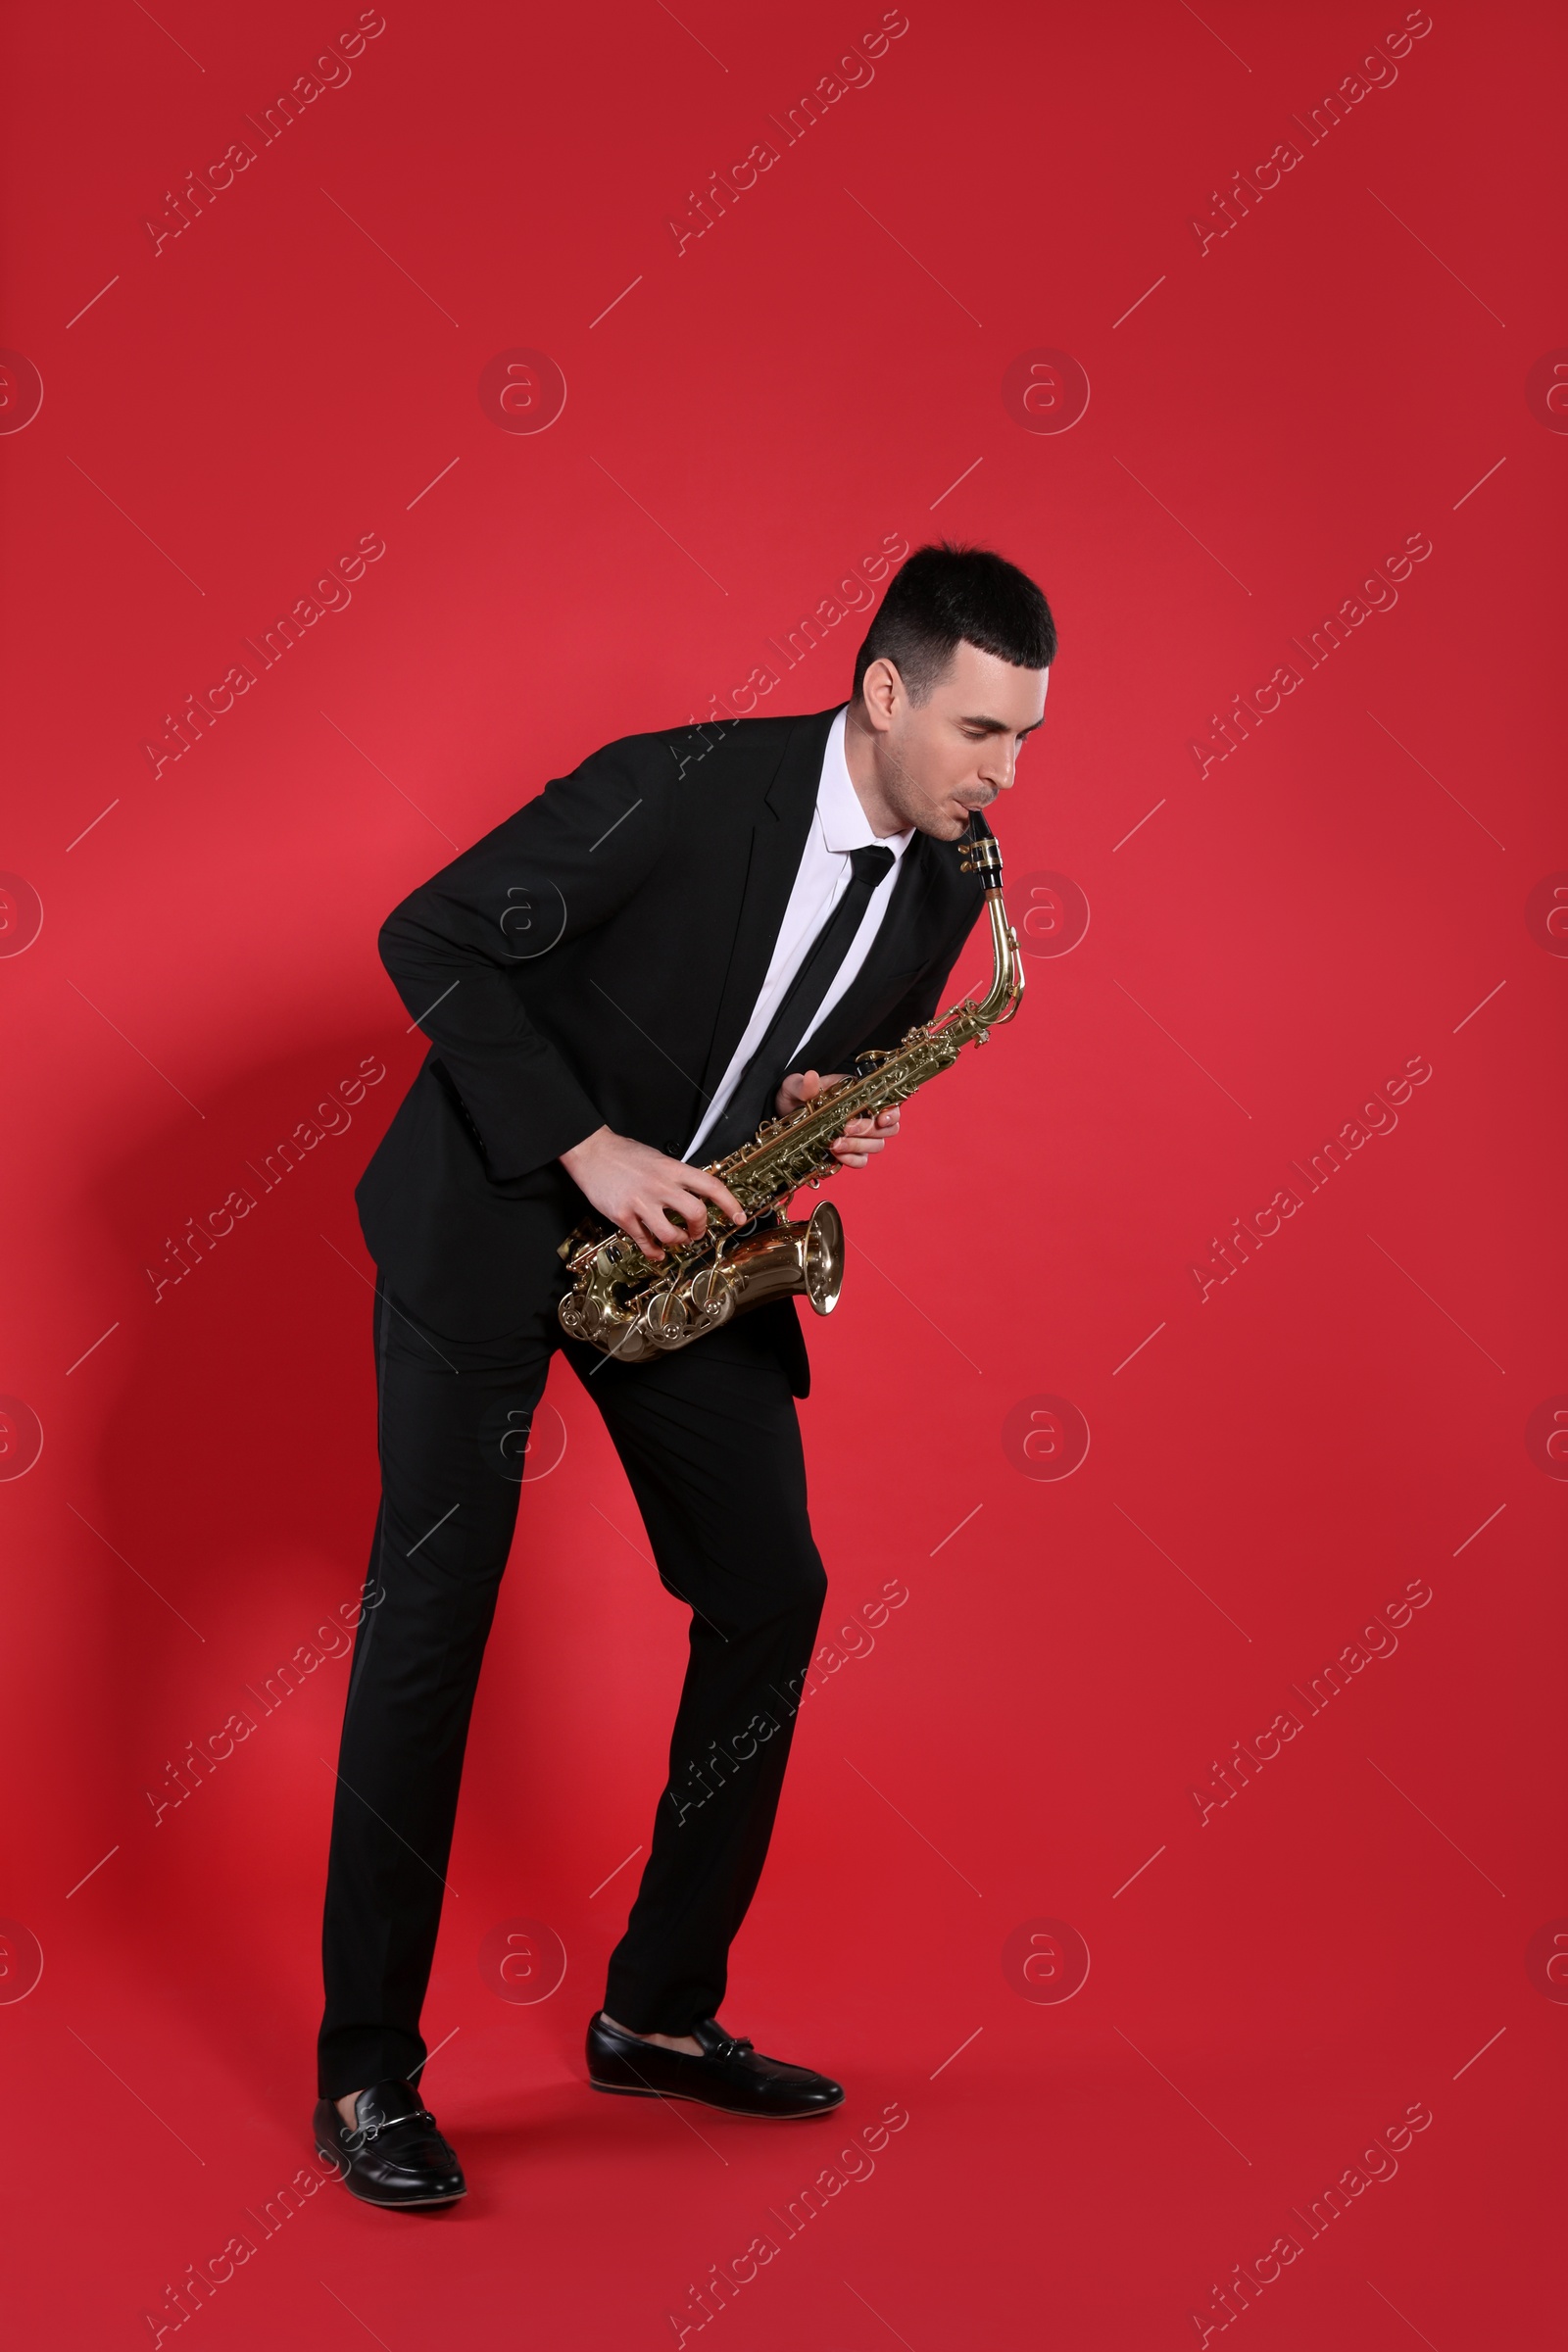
[557,823,1024,1362]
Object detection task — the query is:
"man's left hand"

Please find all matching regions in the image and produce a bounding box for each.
[774,1069,902,1170]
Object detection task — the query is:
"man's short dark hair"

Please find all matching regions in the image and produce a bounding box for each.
[852,541,1056,702]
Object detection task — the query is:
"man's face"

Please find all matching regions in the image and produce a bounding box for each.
[869,639,1050,840]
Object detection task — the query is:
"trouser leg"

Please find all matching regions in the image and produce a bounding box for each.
[565,1314,827,2035]
[317,1277,552,2099]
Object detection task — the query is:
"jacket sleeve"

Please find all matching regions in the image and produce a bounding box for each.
[376,734,672,1181]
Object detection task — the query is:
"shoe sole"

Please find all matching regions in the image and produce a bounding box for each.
[315,2145,467,2207]
[586,2080,841,2119]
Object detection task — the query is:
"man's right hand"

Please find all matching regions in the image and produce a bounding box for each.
[559,1127,746,1263]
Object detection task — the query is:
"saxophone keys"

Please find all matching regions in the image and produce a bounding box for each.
[642,1288,694,1347]
[688,1263,737,1329]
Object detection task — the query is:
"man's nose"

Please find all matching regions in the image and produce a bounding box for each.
[979,741,1016,792]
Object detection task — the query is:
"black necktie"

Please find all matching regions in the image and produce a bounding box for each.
[702,843,896,1157]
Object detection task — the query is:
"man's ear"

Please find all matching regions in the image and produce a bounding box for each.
[859,657,902,731]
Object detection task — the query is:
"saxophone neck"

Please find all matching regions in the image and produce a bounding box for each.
[956,815,1023,1027]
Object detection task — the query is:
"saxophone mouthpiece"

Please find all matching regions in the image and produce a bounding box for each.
[957,811,1003,885]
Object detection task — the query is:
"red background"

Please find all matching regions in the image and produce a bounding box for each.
[2,1,1563,2343]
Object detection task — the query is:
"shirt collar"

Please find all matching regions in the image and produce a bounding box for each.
[818,706,914,860]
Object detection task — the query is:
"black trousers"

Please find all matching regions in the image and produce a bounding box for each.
[317,1275,827,2098]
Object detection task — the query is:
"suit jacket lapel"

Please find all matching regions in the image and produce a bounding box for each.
[692,706,838,1111]
[792,830,948,1072]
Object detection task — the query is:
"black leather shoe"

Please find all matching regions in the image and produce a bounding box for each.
[586,2012,844,2118]
[312,2079,466,2208]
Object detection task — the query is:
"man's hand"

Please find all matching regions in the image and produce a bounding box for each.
[560,1128,745,1263]
[775,1070,902,1171]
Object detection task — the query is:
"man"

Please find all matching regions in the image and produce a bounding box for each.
[314,541,1055,2205]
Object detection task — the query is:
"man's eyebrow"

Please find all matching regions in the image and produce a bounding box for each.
[957,712,1046,735]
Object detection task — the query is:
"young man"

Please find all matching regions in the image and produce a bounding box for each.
[314,542,1055,2205]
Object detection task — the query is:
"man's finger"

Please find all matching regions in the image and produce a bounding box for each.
[668,1186,717,1240]
[681,1165,746,1226]
[640,1201,688,1250]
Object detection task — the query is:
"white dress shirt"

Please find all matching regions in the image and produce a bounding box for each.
[684,706,914,1158]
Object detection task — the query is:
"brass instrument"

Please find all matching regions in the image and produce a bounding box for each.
[557,823,1024,1361]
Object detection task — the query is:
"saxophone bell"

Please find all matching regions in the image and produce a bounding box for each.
[654,1199,845,1348]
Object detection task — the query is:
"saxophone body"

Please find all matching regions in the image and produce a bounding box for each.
[556,828,1023,1362]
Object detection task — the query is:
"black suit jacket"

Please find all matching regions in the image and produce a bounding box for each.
[356,704,991,1387]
